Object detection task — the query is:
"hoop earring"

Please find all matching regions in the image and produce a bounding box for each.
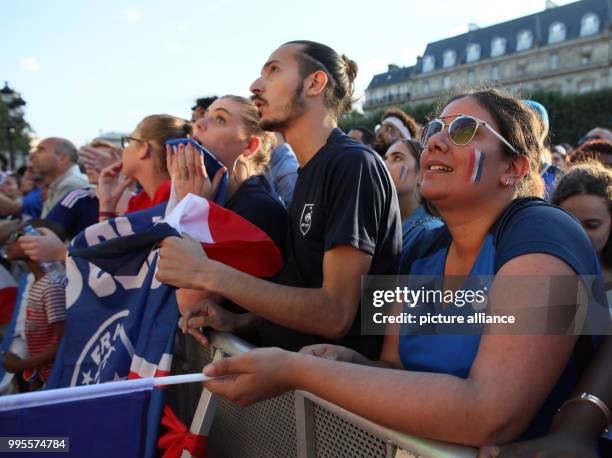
[231,154,252,180]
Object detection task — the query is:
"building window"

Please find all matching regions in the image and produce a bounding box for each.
[443,50,457,68]
[580,13,600,37]
[578,80,594,93]
[491,65,500,80]
[466,44,481,63]
[549,52,559,70]
[581,48,592,65]
[516,30,533,52]
[422,55,435,73]
[491,37,506,58]
[548,22,566,44]
[422,81,430,95]
[467,70,475,85]
[443,76,450,89]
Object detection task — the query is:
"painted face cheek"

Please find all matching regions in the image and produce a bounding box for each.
[464,147,486,183]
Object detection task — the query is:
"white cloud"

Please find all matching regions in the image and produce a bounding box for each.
[20,57,40,72]
[117,7,142,24]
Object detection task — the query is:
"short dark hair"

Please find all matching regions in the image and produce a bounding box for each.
[349,126,374,145]
[192,96,218,111]
[382,108,419,139]
[53,139,79,164]
[284,40,357,117]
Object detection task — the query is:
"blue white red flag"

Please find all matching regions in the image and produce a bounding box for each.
[0,374,210,457]
[47,192,283,457]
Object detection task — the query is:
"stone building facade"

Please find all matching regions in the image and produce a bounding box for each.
[364,0,612,110]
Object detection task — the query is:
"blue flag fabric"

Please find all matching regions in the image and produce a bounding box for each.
[166,138,228,206]
[30,145,228,458]
[46,203,178,458]
[0,378,154,457]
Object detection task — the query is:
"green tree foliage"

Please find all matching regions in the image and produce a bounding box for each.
[341,89,612,147]
[0,99,32,167]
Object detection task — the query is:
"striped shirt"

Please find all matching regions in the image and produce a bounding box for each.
[25,273,66,381]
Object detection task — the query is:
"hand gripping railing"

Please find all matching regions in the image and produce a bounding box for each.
[180,331,477,458]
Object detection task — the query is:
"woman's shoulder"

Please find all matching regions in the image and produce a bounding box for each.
[494,197,599,275]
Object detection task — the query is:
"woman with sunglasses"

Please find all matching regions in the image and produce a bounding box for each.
[96,114,192,220]
[198,89,607,448]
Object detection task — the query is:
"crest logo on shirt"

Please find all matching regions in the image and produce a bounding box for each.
[300,204,314,236]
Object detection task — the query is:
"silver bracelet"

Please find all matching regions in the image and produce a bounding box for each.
[558,392,611,433]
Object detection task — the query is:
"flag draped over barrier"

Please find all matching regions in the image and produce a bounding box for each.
[0,374,210,458]
[45,190,282,457]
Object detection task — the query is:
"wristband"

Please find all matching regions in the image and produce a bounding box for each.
[559,392,611,433]
[99,211,117,218]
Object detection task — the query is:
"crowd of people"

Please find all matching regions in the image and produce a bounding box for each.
[0,39,611,457]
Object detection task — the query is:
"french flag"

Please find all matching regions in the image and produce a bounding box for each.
[47,194,284,457]
[467,149,485,183]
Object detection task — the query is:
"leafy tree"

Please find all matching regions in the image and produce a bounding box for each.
[0,98,32,169]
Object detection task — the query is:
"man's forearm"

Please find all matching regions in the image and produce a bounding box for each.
[199,261,354,338]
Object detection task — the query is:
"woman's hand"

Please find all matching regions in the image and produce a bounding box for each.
[203,348,296,406]
[18,228,66,262]
[167,143,226,202]
[299,344,362,363]
[79,145,120,171]
[97,161,134,213]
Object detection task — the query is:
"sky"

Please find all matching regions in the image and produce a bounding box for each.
[1,0,576,146]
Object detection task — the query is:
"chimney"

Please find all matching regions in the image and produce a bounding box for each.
[388,64,400,72]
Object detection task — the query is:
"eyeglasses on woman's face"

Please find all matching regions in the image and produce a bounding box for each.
[420,114,518,155]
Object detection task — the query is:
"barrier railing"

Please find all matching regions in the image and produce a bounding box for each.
[170,331,477,458]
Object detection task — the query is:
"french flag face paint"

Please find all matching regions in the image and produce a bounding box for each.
[466,149,486,183]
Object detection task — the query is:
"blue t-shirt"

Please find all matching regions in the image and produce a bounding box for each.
[21,188,43,219]
[45,188,99,240]
[400,204,444,256]
[398,197,606,439]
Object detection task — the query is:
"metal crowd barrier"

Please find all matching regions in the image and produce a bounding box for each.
[168,331,477,458]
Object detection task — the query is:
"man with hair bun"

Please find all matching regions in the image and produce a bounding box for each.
[157,40,401,358]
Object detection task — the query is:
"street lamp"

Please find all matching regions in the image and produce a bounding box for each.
[1,81,27,170]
